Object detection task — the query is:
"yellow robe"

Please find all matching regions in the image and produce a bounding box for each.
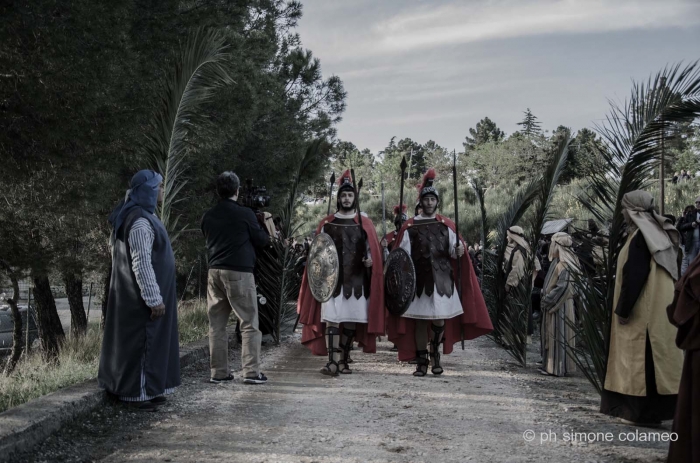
[604,230,683,396]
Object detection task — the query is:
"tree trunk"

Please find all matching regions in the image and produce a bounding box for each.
[1,260,23,376]
[101,262,111,330]
[32,274,65,359]
[63,271,87,337]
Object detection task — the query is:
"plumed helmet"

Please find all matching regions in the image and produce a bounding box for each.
[417,168,438,200]
[336,169,356,211]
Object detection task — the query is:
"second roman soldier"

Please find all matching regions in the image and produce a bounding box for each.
[387,169,493,376]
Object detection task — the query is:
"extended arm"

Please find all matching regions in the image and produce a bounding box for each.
[128,218,163,308]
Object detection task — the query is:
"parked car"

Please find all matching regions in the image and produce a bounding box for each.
[0,305,39,353]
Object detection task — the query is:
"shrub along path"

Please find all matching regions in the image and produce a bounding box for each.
[25,334,670,462]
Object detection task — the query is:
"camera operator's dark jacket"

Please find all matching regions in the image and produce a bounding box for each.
[678,208,699,248]
[201,199,270,273]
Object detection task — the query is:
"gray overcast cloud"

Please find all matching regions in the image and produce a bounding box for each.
[296,0,700,153]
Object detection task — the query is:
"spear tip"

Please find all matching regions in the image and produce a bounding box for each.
[400,156,407,170]
[330,172,336,183]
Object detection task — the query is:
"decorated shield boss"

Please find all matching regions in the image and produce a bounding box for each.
[307,232,340,303]
[384,247,416,316]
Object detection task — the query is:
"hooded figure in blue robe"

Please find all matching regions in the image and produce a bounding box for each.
[99,170,180,406]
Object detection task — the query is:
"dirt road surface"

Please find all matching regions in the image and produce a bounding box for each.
[23,334,672,463]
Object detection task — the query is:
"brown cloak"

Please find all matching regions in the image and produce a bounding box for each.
[667,252,700,462]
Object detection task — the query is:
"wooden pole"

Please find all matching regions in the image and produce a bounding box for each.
[659,76,667,215]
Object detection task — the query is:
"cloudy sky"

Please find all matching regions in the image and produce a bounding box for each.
[296,0,700,154]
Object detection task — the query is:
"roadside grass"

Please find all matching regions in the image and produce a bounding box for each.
[0,301,209,414]
[178,299,210,345]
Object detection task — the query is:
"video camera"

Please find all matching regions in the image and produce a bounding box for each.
[238,179,272,209]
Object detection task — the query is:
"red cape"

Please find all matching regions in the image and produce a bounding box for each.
[386,215,493,361]
[297,213,385,355]
[384,231,397,249]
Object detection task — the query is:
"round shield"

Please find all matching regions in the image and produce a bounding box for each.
[307,232,340,303]
[384,247,416,316]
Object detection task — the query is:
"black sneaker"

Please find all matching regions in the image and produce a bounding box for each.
[209,374,234,384]
[243,373,268,384]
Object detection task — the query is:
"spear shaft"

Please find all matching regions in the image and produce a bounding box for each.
[453,149,464,350]
[381,181,387,240]
[326,172,336,216]
[350,170,370,265]
[398,156,408,229]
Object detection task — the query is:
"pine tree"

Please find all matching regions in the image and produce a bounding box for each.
[516,108,542,137]
[463,117,505,151]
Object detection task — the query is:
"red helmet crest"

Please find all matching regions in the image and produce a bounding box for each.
[337,169,353,188]
[393,204,407,215]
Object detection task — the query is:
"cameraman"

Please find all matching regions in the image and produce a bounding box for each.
[201,171,270,385]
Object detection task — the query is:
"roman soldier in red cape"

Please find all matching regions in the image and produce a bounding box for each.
[387,169,493,376]
[297,170,385,376]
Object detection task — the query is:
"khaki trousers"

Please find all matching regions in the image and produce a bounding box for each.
[207,269,261,379]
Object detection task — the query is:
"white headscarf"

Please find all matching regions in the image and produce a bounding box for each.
[621,190,679,281]
[506,226,530,252]
[548,232,580,272]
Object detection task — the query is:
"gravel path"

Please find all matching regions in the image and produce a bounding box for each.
[23,333,672,463]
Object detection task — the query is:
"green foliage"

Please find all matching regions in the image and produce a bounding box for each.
[177,300,211,346]
[557,127,609,183]
[0,300,212,412]
[0,1,346,308]
[463,117,505,151]
[0,323,103,414]
[463,134,550,186]
[671,123,700,173]
[379,137,429,181]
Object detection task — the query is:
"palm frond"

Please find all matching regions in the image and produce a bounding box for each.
[256,241,302,343]
[564,269,608,394]
[280,139,326,238]
[470,178,489,250]
[144,27,233,236]
[484,134,571,365]
[571,61,700,394]
[484,174,540,354]
[255,140,326,344]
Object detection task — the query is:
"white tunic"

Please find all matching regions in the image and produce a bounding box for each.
[399,216,464,320]
[320,211,370,324]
